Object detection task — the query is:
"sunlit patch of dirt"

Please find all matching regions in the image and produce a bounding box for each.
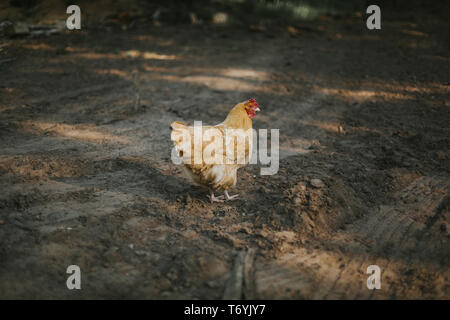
[22,43,55,51]
[314,87,416,102]
[72,50,178,61]
[17,120,133,144]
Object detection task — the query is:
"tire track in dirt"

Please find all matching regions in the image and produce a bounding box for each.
[253,176,449,299]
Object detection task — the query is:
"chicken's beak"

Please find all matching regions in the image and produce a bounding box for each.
[255,107,261,112]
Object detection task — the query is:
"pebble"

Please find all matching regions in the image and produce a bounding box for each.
[135,250,147,256]
[310,178,325,188]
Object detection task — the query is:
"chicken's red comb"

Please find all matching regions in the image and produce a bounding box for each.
[247,98,258,106]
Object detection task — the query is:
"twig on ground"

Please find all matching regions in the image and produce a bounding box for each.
[243,248,255,299]
[133,70,141,112]
[0,58,15,64]
[223,248,256,299]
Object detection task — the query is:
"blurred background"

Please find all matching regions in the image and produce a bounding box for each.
[0,0,448,28]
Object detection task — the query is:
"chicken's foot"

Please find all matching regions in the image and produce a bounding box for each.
[224,190,239,201]
[208,190,224,203]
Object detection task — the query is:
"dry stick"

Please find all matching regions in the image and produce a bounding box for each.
[223,248,256,300]
[133,71,141,112]
[0,58,15,64]
[223,251,245,299]
[243,248,255,299]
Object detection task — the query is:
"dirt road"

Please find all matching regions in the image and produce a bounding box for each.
[0,14,449,299]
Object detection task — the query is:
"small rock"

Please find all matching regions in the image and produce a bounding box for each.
[189,12,201,24]
[135,250,147,256]
[297,182,307,191]
[212,12,228,24]
[183,229,198,239]
[310,178,325,188]
[128,244,134,249]
[207,280,218,288]
[167,270,178,281]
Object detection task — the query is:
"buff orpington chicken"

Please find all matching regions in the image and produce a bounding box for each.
[170,99,260,203]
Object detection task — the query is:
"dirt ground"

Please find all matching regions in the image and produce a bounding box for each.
[0,9,449,299]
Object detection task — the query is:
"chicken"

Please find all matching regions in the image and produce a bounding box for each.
[170,99,260,203]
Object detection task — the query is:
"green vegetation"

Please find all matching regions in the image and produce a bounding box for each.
[235,0,362,22]
[154,0,363,25]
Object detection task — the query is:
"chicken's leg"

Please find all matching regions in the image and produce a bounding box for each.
[207,189,224,203]
[224,190,239,201]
